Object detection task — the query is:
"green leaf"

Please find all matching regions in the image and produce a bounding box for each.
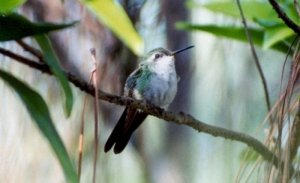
[253,18,283,28]
[83,0,144,56]
[0,0,25,12]
[0,69,78,183]
[177,22,263,44]
[35,35,73,117]
[176,22,290,53]
[263,25,295,49]
[279,1,300,24]
[0,13,77,41]
[188,1,277,22]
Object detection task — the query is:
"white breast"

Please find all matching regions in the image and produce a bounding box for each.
[144,56,178,108]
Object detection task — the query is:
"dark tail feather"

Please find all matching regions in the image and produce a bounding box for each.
[104,108,128,153]
[113,112,147,154]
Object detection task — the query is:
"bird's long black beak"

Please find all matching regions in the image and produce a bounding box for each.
[171,45,194,55]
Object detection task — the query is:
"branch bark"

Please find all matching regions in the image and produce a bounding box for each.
[0,46,283,169]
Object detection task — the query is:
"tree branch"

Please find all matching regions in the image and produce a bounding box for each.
[269,0,300,35]
[0,46,281,169]
[0,47,50,73]
[17,40,44,62]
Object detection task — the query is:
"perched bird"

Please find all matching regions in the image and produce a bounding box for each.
[104,45,194,154]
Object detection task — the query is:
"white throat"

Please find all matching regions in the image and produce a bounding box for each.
[152,55,176,77]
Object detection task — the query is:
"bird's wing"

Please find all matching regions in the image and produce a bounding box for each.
[105,66,150,153]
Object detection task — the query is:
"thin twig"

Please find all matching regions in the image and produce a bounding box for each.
[90,49,99,183]
[288,64,300,162]
[17,40,44,62]
[289,96,300,161]
[283,49,300,155]
[236,0,272,120]
[284,100,300,182]
[0,47,50,72]
[269,0,300,35]
[77,75,93,180]
[280,36,298,94]
[275,39,300,182]
[0,46,290,172]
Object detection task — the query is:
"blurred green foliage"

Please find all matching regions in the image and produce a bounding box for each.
[0,0,25,12]
[0,1,145,181]
[0,69,78,183]
[180,0,299,53]
[176,23,290,52]
[0,12,76,182]
[35,35,74,117]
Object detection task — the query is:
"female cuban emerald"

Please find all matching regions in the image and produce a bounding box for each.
[104,45,194,154]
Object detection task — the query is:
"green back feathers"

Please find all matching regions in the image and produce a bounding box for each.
[126,66,152,96]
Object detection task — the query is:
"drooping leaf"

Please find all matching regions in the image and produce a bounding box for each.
[0,13,77,41]
[35,35,73,117]
[253,18,283,28]
[0,0,25,13]
[0,69,78,183]
[177,23,262,44]
[263,25,294,49]
[83,0,144,56]
[188,1,278,22]
[176,22,290,53]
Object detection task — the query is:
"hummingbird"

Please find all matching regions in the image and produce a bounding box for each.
[104,45,194,154]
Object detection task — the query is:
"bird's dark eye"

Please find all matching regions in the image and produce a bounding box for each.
[154,53,161,59]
